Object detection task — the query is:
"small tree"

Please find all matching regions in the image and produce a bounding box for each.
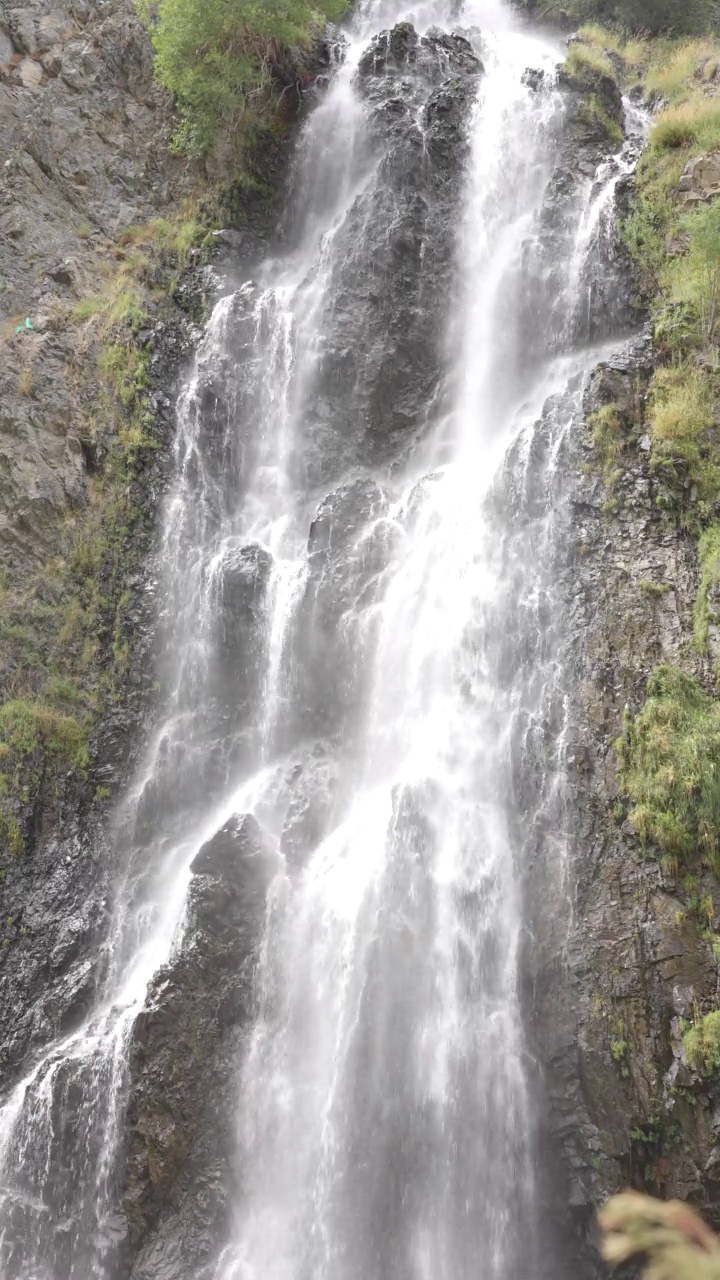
[137,0,348,157]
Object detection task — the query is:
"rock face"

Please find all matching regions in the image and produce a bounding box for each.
[525,329,720,1263]
[123,814,278,1276]
[299,24,483,482]
[0,0,194,573]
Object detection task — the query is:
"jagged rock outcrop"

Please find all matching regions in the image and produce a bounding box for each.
[299,23,483,482]
[123,814,278,1277]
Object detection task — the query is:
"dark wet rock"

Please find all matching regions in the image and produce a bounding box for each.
[357,20,419,76]
[216,541,273,663]
[281,748,342,870]
[288,478,397,741]
[123,814,278,1268]
[298,24,482,483]
[522,67,546,91]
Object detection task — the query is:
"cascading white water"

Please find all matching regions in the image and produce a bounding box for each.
[0,3,639,1277]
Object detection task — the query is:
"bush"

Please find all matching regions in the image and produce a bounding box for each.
[618,664,720,873]
[601,1190,720,1278]
[684,1009,720,1073]
[137,0,348,157]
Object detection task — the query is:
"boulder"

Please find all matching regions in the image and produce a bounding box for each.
[678,151,720,204]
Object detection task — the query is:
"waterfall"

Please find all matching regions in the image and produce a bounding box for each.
[0,2,639,1278]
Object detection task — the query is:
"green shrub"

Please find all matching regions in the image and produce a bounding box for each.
[137,0,348,157]
[684,1009,720,1073]
[618,665,720,872]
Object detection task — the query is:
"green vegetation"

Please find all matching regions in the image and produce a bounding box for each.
[136,0,348,156]
[694,523,720,653]
[683,1008,720,1073]
[652,99,720,153]
[589,402,627,477]
[588,32,720,542]
[578,93,624,146]
[565,39,615,80]
[617,665,720,875]
[601,1189,720,1279]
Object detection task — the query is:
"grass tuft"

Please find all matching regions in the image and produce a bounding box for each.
[651,98,720,152]
[684,1009,720,1073]
[618,665,720,872]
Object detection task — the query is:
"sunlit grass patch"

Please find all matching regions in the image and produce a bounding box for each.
[651,97,720,150]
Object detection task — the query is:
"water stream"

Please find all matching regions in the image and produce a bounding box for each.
[0,2,639,1277]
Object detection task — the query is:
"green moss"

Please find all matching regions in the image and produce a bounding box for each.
[618,664,720,873]
[639,579,671,595]
[0,700,88,765]
[684,1008,720,1073]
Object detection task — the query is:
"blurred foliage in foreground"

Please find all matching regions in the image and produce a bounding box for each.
[601,1191,720,1280]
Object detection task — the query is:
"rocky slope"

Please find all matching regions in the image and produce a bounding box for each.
[528,34,720,1265]
[0,0,310,1153]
